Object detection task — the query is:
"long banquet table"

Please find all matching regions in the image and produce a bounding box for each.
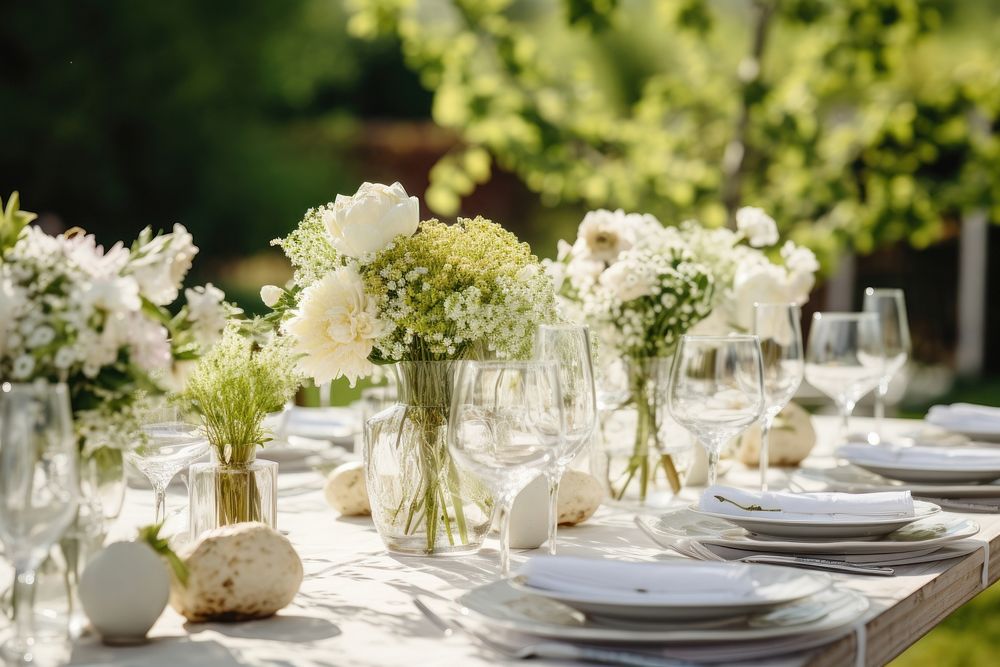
[64,416,1000,667]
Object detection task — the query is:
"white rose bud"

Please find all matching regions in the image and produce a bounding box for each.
[322,182,419,259]
[735,206,779,248]
[260,285,284,308]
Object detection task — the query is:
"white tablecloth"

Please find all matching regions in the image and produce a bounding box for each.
[19,418,952,666]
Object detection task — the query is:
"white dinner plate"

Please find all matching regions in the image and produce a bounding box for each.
[281,407,358,443]
[507,562,829,621]
[688,500,939,539]
[840,457,1000,484]
[458,581,868,644]
[795,465,1000,498]
[639,509,979,555]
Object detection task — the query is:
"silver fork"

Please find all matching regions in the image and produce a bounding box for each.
[413,597,693,667]
[634,517,894,576]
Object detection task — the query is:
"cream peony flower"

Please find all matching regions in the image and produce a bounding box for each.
[322,182,419,259]
[284,266,390,386]
[575,209,659,264]
[736,207,779,248]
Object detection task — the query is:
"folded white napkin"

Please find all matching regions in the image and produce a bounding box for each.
[515,556,756,601]
[699,484,914,521]
[927,403,1000,432]
[838,442,1000,468]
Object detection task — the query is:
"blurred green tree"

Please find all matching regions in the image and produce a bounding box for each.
[346,0,1000,267]
[0,0,430,258]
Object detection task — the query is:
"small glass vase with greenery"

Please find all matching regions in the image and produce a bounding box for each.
[181,325,300,537]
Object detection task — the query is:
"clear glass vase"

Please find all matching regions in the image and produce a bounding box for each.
[364,361,492,556]
[35,445,126,639]
[592,356,693,509]
[188,446,277,539]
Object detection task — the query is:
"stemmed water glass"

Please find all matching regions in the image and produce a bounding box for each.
[533,324,597,555]
[126,404,209,524]
[753,303,804,491]
[667,335,765,487]
[449,361,563,576]
[863,288,911,440]
[0,382,79,664]
[805,312,884,441]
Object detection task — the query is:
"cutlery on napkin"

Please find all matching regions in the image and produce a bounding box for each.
[699,485,915,520]
[837,443,1000,467]
[515,556,756,601]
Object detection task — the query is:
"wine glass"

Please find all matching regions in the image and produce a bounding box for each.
[753,303,804,491]
[126,404,209,524]
[863,288,911,441]
[805,312,884,441]
[533,324,597,554]
[667,335,765,486]
[449,361,563,576]
[0,382,79,664]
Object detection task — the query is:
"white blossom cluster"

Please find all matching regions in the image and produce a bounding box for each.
[547,206,819,356]
[546,211,714,358]
[680,209,820,334]
[0,224,233,451]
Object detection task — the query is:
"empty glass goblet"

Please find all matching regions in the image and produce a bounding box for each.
[449,361,563,576]
[0,382,79,664]
[863,288,911,440]
[753,303,804,491]
[667,335,765,487]
[805,312,884,441]
[126,404,209,524]
[534,324,597,554]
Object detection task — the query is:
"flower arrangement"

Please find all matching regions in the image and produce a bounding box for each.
[546,206,817,503]
[269,181,558,553]
[0,192,236,453]
[682,207,819,334]
[179,325,301,527]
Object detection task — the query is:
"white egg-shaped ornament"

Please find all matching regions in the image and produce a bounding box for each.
[79,541,171,645]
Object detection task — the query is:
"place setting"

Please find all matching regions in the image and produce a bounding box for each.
[413,555,869,665]
[635,484,981,576]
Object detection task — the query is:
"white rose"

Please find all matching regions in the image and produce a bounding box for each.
[322,182,419,259]
[283,266,390,387]
[730,262,792,330]
[599,260,657,303]
[260,285,284,308]
[736,207,779,248]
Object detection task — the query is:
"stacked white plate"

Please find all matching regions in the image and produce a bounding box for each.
[450,558,869,662]
[638,508,979,561]
[795,464,1000,499]
[836,443,1000,485]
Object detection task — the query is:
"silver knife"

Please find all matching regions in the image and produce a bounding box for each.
[914,496,1000,513]
[739,554,895,576]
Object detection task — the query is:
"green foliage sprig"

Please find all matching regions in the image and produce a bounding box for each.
[0,191,36,258]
